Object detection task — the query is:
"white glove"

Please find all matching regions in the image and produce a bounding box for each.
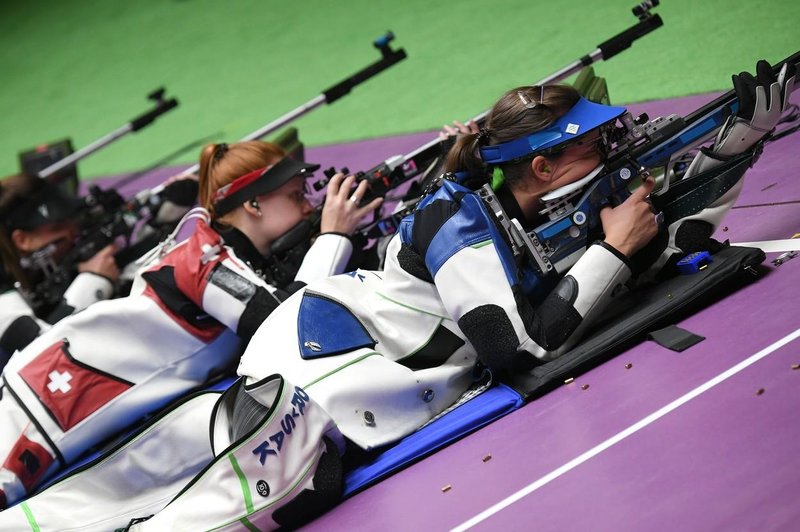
[686,60,796,176]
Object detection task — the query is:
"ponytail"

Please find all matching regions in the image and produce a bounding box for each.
[443,132,484,176]
[197,141,285,223]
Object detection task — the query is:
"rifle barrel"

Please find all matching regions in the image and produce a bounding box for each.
[37,93,179,179]
[38,124,133,178]
[176,33,407,180]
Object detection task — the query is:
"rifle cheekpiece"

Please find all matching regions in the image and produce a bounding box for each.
[263,211,321,287]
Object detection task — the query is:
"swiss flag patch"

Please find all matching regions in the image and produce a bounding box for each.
[19,340,133,432]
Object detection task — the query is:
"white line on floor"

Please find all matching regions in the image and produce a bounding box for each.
[451,327,800,532]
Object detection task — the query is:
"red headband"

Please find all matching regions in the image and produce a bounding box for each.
[212,165,271,204]
[211,157,321,216]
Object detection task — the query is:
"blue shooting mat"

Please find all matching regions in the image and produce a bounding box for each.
[209,378,524,495]
[343,383,523,496]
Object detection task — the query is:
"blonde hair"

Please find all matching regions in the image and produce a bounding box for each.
[198,141,286,223]
[444,84,580,187]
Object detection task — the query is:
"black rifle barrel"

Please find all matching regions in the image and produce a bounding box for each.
[537,13,663,88]
[177,32,407,179]
[323,34,407,104]
[596,13,663,62]
[354,3,664,237]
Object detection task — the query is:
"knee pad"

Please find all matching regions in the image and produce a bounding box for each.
[130,375,344,531]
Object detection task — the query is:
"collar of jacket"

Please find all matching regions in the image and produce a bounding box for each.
[213,224,271,281]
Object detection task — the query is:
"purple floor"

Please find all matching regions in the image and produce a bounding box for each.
[90,91,800,531]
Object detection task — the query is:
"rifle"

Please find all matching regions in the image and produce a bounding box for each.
[342,1,663,240]
[10,89,178,313]
[485,50,800,276]
[16,184,133,313]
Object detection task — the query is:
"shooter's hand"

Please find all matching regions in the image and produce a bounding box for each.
[734,60,795,129]
[78,244,120,282]
[684,60,796,179]
[438,119,479,140]
[600,176,659,257]
[320,173,383,234]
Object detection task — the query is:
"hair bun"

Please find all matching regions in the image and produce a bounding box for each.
[213,143,229,161]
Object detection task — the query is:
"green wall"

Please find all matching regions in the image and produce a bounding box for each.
[1,0,797,179]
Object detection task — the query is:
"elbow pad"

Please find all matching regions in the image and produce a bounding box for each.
[559,243,631,321]
[62,272,115,313]
[458,304,544,373]
[523,242,631,358]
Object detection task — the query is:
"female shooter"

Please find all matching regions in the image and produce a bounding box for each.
[0,140,379,508]
[0,175,119,367]
[140,64,792,529]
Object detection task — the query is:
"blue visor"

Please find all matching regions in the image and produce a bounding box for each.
[479,97,626,164]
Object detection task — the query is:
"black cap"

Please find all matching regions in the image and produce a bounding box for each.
[3,180,85,231]
[213,157,320,216]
